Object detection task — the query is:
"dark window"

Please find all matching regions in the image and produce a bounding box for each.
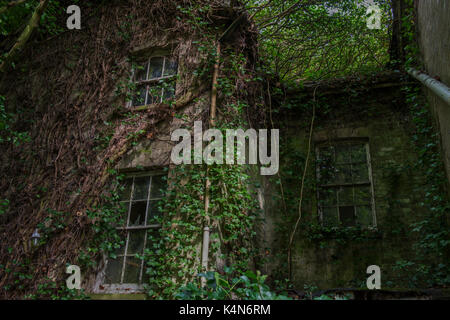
[103,173,167,287]
[130,56,177,107]
[316,141,375,227]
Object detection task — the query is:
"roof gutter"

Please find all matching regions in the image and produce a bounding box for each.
[407,68,450,106]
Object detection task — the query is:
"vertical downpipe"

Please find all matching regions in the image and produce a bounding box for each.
[201,41,221,286]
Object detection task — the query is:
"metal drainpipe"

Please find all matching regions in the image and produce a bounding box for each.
[407,68,450,106]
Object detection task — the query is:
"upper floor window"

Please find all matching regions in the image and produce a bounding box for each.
[102,172,167,291]
[316,141,376,228]
[129,55,178,107]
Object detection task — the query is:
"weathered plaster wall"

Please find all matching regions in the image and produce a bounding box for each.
[261,84,428,289]
[416,0,450,189]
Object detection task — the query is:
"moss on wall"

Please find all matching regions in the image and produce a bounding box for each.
[261,80,433,290]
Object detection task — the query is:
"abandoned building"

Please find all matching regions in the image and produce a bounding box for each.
[0,0,449,300]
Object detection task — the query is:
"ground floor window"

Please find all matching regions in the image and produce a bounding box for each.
[102,172,167,290]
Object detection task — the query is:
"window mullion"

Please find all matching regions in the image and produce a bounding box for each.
[146,58,150,80]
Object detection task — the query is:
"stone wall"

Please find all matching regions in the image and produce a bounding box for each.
[416,0,450,190]
[260,81,429,289]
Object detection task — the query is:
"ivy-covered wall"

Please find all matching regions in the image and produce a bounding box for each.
[416,0,450,190]
[260,75,441,290]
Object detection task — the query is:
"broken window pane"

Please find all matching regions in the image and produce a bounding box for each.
[119,179,133,201]
[134,62,148,81]
[129,201,147,226]
[149,57,164,79]
[339,206,356,227]
[132,86,147,107]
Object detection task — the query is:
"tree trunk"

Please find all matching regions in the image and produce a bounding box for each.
[0,0,49,73]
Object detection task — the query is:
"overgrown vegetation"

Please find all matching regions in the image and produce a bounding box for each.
[0,0,448,300]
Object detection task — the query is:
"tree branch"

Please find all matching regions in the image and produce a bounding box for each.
[0,0,49,73]
[0,0,29,15]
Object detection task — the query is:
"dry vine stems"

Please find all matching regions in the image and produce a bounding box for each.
[0,0,262,299]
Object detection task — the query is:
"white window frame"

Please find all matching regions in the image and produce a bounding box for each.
[315,140,377,228]
[127,55,178,108]
[94,171,166,294]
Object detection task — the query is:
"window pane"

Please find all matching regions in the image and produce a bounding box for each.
[335,144,352,163]
[132,86,147,107]
[339,206,356,227]
[351,144,367,163]
[322,207,338,226]
[129,201,147,226]
[162,83,176,100]
[163,57,178,76]
[134,62,148,81]
[335,164,352,184]
[356,205,372,227]
[119,179,132,201]
[354,186,371,204]
[127,230,146,254]
[352,163,369,183]
[318,146,334,162]
[338,186,353,205]
[147,200,162,222]
[318,188,336,206]
[112,239,126,256]
[150,175,167,198]
[104,257,124,284]
[132,177,150,200]
[147,85,163,104]
[149,57,163,78]
[123,257,142,283]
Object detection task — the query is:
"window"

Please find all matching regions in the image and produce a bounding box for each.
[129,55,178,107]
[316,141,376,228]
[102,173,167,290]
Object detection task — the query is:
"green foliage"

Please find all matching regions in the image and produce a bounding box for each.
[245,0,391,80]
[0,198,9,215]
[397,85,450,288]
[24,279,90,300]
[176,267,290,300]
[0,95,30,145]
[37,209,70,244]
[142,162,259,299]
[78,173,127,269]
